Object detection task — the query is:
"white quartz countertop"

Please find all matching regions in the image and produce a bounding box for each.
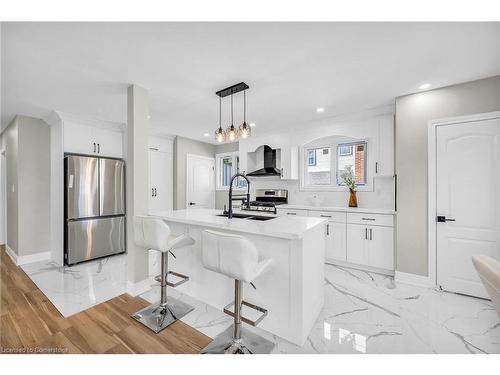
[151,209,326,240]
[278,204,396,215]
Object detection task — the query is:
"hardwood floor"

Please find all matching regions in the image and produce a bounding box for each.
[0,245,211,354]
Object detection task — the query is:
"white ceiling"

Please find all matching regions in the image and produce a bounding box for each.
[1,22,499,142]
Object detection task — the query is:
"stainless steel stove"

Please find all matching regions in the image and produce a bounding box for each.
[241,189,288,214]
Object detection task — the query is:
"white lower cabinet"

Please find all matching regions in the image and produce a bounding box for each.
[282,207,395,271]
[346,223,394,270]
[327,222,347,261]
[346,224,367,265]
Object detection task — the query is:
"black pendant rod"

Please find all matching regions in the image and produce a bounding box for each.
[230,93,234,126]
[219,96,222,129]
[216,82,249,98]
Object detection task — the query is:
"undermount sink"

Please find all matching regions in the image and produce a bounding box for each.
[216,213,277,221]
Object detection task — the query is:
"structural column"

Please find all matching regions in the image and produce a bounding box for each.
[126,84,150,295]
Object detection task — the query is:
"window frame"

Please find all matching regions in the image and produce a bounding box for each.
[215,151,247,191]
[300,138,373,192]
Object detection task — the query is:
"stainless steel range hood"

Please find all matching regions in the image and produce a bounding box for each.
[246,145,281,177]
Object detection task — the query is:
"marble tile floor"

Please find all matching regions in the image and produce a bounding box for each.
[20,253,127,317]
[19,255,499,353]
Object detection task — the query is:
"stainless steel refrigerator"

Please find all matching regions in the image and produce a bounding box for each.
[64,154,126,265]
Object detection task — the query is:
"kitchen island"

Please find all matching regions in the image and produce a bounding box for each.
[151,208,326,346]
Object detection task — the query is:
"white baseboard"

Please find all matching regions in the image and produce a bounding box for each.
[4,246,51,266]
[5,245,18,265]
[395,271,432,288]
[126,279,151,297]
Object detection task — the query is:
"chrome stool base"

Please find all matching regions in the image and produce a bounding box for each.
[131,297,194,333]
[201,325,275,354]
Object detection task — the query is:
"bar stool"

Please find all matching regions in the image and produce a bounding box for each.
[200,229,274,354]
[132,216,195,333]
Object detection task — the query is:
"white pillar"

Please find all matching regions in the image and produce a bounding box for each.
[126,84,150,296]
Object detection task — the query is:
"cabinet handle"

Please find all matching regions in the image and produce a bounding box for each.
[370,228,373,240]
[287,212,297,215]
[365,228,368,240]
[154,188,157,197]
[362,217,376,221]
[320,214,332,218]
[152,188,154,197]
[376,162,379,174]
[326,223,330,235]
[93,142,96,153]
[97,143,100,153]
[281,168,284,177]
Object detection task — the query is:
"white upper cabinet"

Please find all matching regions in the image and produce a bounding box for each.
[375,115,394,177]
[62,114,124,158]
[277,145,299,180]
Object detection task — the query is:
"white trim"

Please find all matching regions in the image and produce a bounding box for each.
[4,246,50,266]
[126,279,151,297]
[427,111,500,289]
[395,271,432,288]
[5,245,17,265]
[185,153,216,209]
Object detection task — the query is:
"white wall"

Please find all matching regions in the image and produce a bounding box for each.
[395,75,500,276]
[3,115,50,257]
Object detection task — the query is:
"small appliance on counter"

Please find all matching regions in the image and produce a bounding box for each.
[64,154,126,265]
[240,189,288,214]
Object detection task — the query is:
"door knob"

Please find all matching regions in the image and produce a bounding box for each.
[189,202,196,206]
[437,216,456,222]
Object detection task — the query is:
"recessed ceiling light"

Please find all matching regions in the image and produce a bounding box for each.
[146,115,151,119]
[203,133,210,137]
[419,83,431,90]
[249,123,256,127]
[316,107,325,113]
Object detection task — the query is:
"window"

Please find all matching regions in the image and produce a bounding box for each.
[301,138,369,191]
[336,141,367,186]
[304,147,331,186]
[307,150,316,166]
[216,152,247,190]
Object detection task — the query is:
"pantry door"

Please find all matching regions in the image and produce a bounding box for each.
[435,115,500,298]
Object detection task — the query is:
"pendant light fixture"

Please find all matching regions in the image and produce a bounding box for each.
[214,95,225,142]
[214,82,251,143]
[239,89,251,139]
[226,92,238,141]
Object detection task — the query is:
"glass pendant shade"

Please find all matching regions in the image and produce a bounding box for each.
[226,124,238,141]
[239,122,251,138]
[215,127,225,142]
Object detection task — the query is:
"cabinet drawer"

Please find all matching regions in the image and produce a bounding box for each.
[277,208,308,217]
[308,210,346,223]
[347,213,393,227]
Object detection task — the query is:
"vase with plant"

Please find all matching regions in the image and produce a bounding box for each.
[340,165,357,207]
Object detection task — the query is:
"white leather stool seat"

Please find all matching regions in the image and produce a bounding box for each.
[472,255,500,318]
[202,229,272,283]
[134,216,194,252]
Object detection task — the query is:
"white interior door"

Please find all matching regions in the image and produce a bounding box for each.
[149,149,173,214]
[436,117,500,298]
[186,154,215,209]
